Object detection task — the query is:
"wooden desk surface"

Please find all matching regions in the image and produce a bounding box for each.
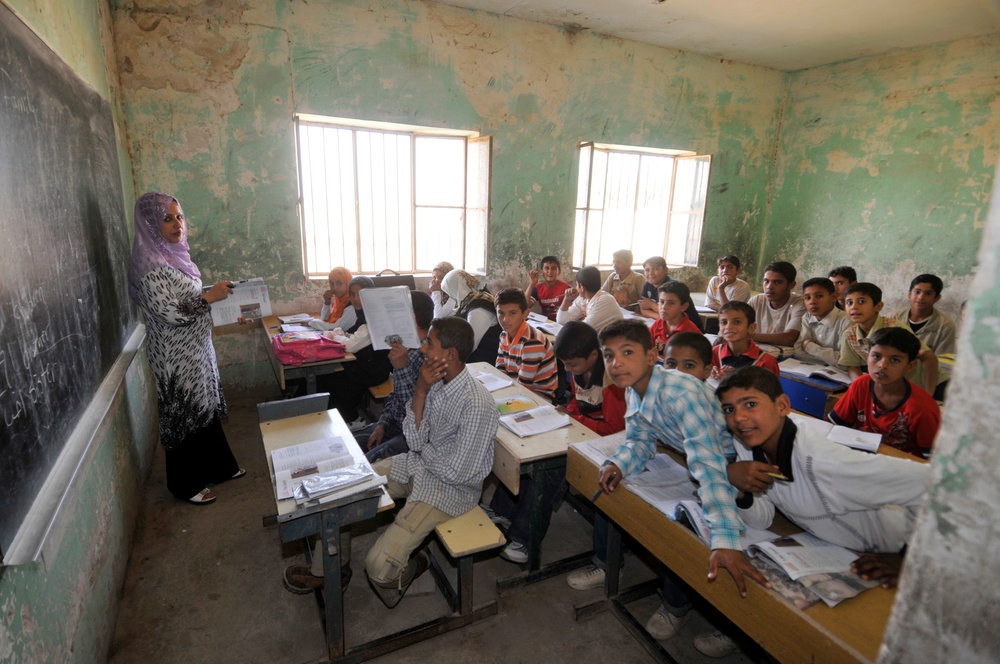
[259,409,392,522]
[468,362,598,495]
[260,315,356,391]
[566,445,896,663]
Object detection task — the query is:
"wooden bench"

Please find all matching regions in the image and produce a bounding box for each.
[368,377,394,400]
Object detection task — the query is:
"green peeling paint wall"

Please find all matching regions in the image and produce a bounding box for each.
[110,0,788,392]
[0,1,157,663]
[763,35,1000,315]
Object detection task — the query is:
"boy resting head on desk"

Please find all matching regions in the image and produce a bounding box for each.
[554,320,626,436]
[719,366,929,589]
[829,327,941,459]
[364,316,499,608]
[594,319,770,598]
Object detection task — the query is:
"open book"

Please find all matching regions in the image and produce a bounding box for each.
[748,532,860,580]
[271,436,384,503]
[779,358,852,385]
[499,405,571,437]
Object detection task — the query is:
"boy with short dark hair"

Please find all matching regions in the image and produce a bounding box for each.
[601,249,645,306]
[525,255,572,320]
[650,281,702,358]
[637,256,674,318]
[829,327,941,458]
[495,288,558,398]
[828,266,858,310]
[705,254,751,312]
[664,332,713,381]
[554,320,626,435]
[556,266,624,332]
[712,301,780,379]
[747,261,804,347]
[593,319,769,637]
[718,366,928,585]
[840,283,939,394]
[794,277,851,366]
[364,317,499,608]
[888,274,958,357]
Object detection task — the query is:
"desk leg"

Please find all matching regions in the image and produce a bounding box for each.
[320,509,345,661]
[605,519,623,597]
[306,373,317,395]
[526,462,546,573]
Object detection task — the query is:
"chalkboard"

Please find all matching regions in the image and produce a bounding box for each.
[0,5,137,558]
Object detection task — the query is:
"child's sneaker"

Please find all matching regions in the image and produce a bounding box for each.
[500,541,529,563]
[644,606,689,640]
[693,630,741,658]
[479,503,511,530]
[566,564,606,590]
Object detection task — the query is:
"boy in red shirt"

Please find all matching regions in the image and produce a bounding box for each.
[650,281,702,359]
[712,301,780,380]
[554,320,626,435]
[524,255,572,320]
[829,327,941,458]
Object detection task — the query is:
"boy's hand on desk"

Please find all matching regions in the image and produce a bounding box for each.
[708,549,771,597]
[366,424,385,450]
[388,342,409,369]
[598,463,623,493]
[851,552,903,589]
[727,461,778,494]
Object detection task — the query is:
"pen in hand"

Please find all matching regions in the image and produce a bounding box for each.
[592,472,617,502]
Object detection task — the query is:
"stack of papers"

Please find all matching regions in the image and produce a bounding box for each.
[278,313,313,324]
[271,436,384,503]
[472,370,514,392]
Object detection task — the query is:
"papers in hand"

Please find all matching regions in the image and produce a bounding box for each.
[209,277,272,326]
[472,370,514,392]
[779,358,852,386]
[359,285,422,350]
[499,405,571,437]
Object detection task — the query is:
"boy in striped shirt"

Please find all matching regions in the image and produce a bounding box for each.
[495,288,558,398]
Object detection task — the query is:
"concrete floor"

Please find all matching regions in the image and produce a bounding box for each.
[108,398,759,664]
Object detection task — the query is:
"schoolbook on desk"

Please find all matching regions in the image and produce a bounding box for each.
[499,405,571,437]
[271,436,386,504]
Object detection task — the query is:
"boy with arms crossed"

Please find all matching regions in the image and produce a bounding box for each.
[364,317,499,608]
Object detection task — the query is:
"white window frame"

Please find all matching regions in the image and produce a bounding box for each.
[294,114,491,277]
[573,142,712,269]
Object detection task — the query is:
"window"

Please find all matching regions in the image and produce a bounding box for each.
[573,142,711,268]
[295,115,491,277]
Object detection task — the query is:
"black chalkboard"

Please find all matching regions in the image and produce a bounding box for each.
[0,5,137,558]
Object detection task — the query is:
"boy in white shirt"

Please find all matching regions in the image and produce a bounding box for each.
[794,277,851,366]
[747,261,805,347]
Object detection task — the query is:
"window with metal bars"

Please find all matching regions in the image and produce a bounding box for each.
[573,142,711,269]
[295,114,491,277]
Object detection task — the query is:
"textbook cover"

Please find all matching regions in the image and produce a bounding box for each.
[495,395,538,414]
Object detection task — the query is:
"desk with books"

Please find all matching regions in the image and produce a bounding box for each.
[565,443,900,664]
[468,362,600,588]
[260,314,355,394]
[778,359,848,419]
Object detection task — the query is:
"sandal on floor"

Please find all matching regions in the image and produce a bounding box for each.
[188,488,217,505]
[231,468,247,479]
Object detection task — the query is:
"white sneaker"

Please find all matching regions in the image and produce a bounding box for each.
[479,503,512,530]
[566,564,606,590]
[644,606,689,640]
[345,416,368,432]
[500,541,529,563]
[693,630,741,658]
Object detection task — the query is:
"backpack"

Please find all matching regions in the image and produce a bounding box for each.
[271,331,347,366]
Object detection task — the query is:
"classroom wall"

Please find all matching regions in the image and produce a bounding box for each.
[110,0,788,393]
[0,1,157,663]
[878,163,1000,662]
[762,35,1000,316]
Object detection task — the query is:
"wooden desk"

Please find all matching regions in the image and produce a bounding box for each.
[260,315,355,394]
[468,362,599,587]
[566,446,897,663]
[260,409,392,662]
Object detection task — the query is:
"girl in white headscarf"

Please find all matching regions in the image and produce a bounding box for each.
[440,269,502,364]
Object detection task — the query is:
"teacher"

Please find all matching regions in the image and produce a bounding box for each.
[127,192,244,505]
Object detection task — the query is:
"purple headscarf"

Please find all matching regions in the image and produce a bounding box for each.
[127,192,202,302]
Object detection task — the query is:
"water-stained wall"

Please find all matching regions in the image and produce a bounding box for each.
[110,0,788,389]
[763,36,1000,315]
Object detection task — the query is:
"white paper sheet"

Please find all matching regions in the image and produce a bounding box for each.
[359,285,422,350]
[209,277,272,326]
